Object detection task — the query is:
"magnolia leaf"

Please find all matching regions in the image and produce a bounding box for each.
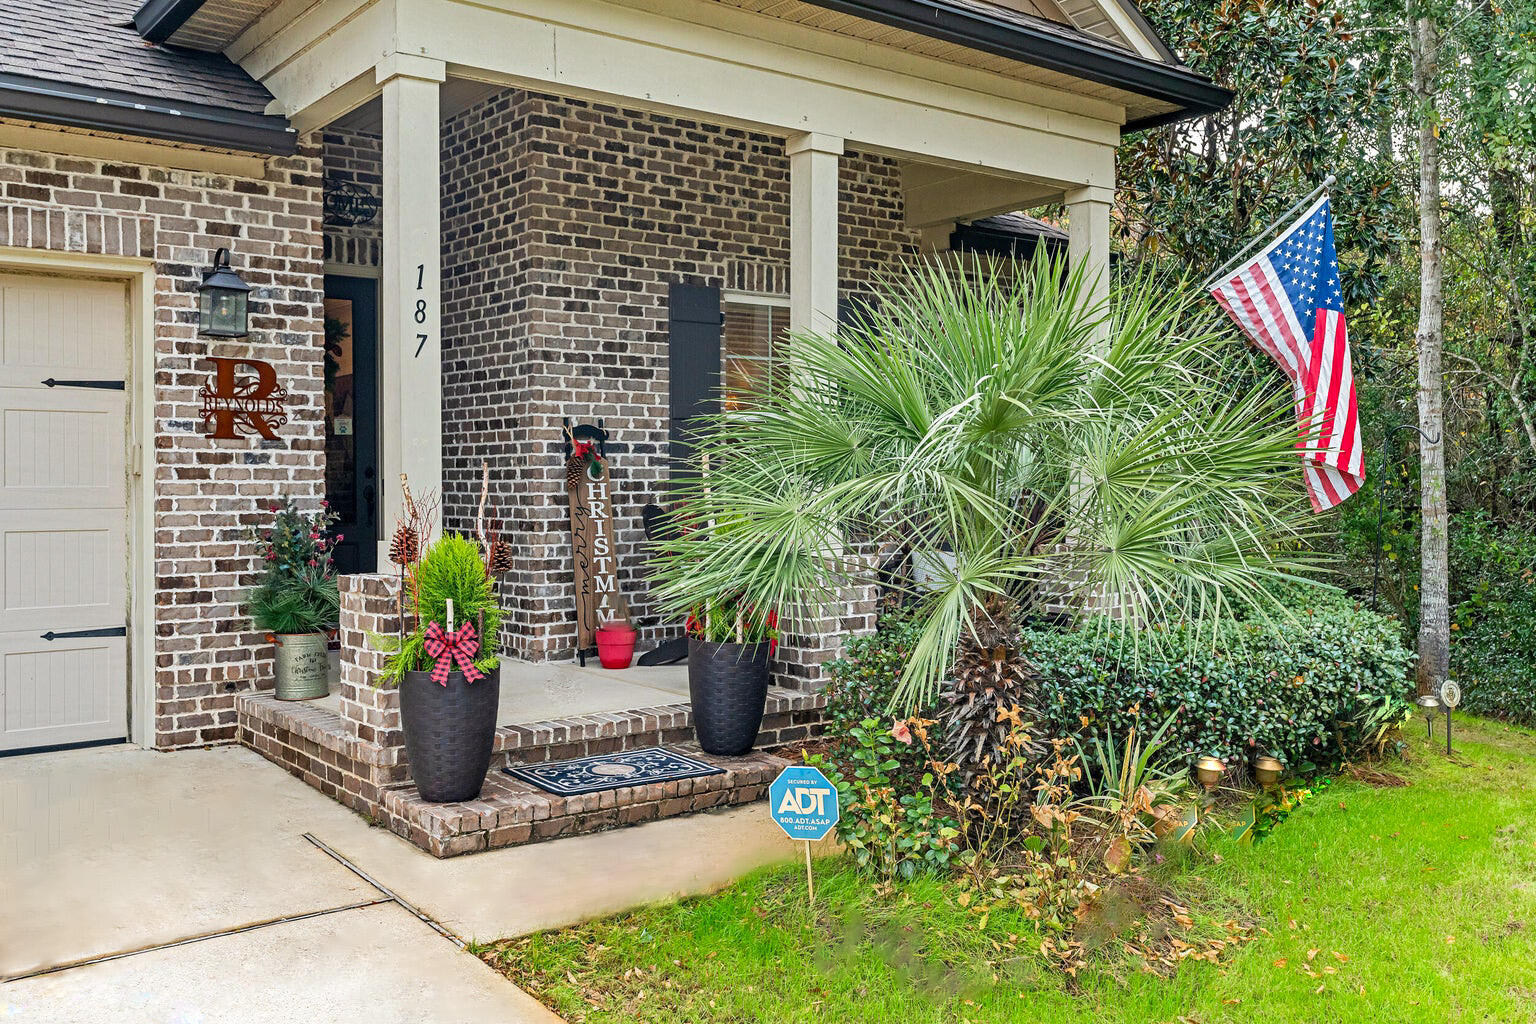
[1104,836,1133,874]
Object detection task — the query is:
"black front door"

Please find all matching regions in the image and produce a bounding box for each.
[323,274,379,574]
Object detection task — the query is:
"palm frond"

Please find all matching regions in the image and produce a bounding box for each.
[653,256,1318,708]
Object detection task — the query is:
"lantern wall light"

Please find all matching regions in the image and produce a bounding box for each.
[198,247,251,338]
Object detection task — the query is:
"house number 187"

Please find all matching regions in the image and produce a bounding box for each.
[414,263,430,358]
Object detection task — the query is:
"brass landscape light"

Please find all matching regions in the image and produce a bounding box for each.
[1254,755,1284,790]
[1194,756,1226,793]
[198,247,251,338]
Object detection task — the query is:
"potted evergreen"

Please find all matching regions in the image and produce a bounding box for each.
[375,479,512,802]
[246,501,340,700]
[683,598,778,755]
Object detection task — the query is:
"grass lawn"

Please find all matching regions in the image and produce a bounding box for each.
[483,714,1536,1023]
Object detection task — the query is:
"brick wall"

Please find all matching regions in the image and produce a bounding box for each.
[321,128,382,270]
[435,90,919,666]
[0,121,326,748]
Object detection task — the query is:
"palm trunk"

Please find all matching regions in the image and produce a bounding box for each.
[1411,11,1449,696]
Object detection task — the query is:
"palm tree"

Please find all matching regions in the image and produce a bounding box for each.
[654,257,1318,784]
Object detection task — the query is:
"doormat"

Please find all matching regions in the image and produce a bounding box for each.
[504,747,724,796]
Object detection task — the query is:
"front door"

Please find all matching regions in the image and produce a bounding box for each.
[0,271,129,752]
[323,275,379,574]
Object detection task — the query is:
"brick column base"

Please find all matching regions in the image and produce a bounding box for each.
[337,573,407,769]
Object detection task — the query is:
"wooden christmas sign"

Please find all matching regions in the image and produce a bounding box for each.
[565,423,629,652]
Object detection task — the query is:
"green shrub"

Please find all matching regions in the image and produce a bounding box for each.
[374,533,502,687]
[1457,589,1536,724]
[823,615,934,786]
[816,616,959,879]
[806,718,960,881]
[1024,602,1416,772]
[1448,514,1536,725]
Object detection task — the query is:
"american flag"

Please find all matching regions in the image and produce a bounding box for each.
[1209,195,1364,511]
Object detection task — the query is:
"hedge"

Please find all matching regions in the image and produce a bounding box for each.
[1024,601,1416,772]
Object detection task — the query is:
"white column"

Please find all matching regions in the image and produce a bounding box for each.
[1065,184,1114,344]
[787,132,843,336]
[377,55,444,563]
[1065,184,1117,617]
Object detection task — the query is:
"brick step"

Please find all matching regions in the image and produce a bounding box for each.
[237,689,824,858]
[491,686,824,768]
[380,746,790,858]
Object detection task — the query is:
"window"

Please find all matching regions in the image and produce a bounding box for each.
[721,294,789,411]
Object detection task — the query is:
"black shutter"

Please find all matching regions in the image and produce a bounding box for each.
[667,281,722,478]
[838,295,879,334]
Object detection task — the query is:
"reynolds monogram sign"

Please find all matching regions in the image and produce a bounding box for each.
[199,357,289,440]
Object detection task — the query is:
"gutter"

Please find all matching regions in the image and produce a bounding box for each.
[0,73,296,156]
[800,0,1232,130]
[133,0,209,44]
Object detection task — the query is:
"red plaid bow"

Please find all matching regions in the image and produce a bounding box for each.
[423,620,484,686]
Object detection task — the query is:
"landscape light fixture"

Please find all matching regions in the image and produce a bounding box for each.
[1253,755,1284,790]
[1194,756,1226,793]
[1416,692,1441,742]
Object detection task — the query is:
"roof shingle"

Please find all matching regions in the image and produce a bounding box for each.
[2,0,275,117]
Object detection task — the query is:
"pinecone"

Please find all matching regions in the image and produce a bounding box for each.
[389,523,419,566]
[938,599,1045,813]
[565,453,586,491]
[488,537,513,576]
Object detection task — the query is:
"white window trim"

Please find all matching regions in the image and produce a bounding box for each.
[721,290,789,309]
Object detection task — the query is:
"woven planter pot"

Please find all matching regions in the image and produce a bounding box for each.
[688,638,771,756]
[272,632,329,701]
[399,666,501,803]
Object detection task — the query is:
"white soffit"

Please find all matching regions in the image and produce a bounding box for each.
[167,0,285,52]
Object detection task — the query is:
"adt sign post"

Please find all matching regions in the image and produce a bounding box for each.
[769,765,839,904]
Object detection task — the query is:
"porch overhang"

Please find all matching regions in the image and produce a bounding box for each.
[241,0,1135,221]
[798,0,1231,131]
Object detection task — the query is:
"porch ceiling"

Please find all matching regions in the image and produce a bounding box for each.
[325,80,505,134]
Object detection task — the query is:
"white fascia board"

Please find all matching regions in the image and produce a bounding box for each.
[1091,0,1171,65]
[250,0,1122,186]
[416,0,1119,184]
[254,1,396,131]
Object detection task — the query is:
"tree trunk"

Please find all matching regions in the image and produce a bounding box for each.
[1411,12,1449,696]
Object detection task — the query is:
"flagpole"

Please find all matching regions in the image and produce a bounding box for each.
[1200,174,1337,290]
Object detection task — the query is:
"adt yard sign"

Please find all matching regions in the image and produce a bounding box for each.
[769,765,839,841]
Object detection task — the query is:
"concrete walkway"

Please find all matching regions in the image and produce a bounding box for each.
[1,742,820,1021]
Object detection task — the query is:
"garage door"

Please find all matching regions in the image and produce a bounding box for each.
[0,271,129,752]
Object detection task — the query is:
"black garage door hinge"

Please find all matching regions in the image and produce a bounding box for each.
[41,626,127,641]
[42,378,126,390]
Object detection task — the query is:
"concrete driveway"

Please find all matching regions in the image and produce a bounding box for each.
[1,742,818,1022]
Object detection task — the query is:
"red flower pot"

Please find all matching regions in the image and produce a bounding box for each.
[595,623,637,669]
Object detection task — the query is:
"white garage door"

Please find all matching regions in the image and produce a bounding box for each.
[0,271,129,752]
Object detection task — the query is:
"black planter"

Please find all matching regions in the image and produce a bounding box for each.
[688,638,771,756]
[399,666,501,802]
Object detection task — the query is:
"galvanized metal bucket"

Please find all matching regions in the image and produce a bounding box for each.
[273,632,330,700]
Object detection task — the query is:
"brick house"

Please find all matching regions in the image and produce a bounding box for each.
[0,0,1226,851]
